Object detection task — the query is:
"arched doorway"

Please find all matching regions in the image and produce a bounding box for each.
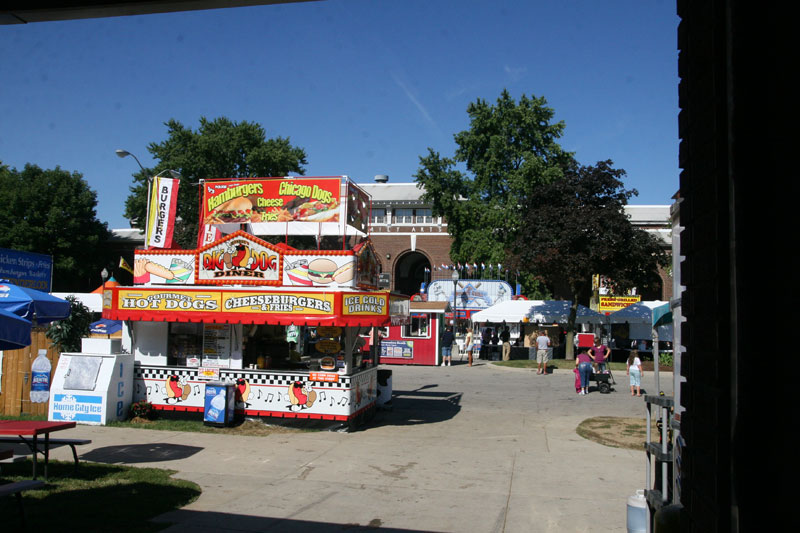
[393,251,430,296]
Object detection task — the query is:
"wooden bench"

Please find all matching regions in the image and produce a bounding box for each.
[0,437,92,472]
[0,479,46,529]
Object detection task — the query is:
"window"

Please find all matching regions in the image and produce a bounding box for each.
[415,209,432,224]
[371,208,386,224]
[394,208,413,224]
[402,315,430,337]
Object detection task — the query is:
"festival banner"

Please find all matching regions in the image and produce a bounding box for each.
[146,176,179,248]
[201,177,343,225]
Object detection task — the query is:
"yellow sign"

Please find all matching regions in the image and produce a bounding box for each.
[342,293,387,315]
[598,295,641,313]
[117,289,221,311]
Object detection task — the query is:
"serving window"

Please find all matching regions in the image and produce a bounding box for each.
[402,315,430,338]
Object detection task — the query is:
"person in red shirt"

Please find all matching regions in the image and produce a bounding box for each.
[590,337,611,373]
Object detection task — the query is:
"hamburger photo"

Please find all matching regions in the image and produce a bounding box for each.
[204,196,256,224]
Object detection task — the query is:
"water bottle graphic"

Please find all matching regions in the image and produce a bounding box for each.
[208,392,226,421]
[30,349,51,403]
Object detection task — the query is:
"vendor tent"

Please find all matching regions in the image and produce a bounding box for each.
[607,301,673,339]
[527,301,605,324]
[470,300,542,323]
[471,300,604,325]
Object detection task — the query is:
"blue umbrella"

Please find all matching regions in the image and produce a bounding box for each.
[0,280,71,324]
[0,307,32,350]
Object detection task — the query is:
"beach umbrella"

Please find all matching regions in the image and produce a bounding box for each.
[0,280,71,324]
[0,307,32,350]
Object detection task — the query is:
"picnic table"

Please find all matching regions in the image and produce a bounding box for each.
[0,420,77,479]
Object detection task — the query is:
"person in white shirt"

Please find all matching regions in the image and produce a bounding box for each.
[535,330,551,375]
[626,349,643,396]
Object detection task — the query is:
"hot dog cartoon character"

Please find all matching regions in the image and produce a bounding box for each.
[235,378,251,407]
[288,381,316,411]
[165,375,191,403]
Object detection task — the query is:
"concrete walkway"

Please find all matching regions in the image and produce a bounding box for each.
[50,362,673,532]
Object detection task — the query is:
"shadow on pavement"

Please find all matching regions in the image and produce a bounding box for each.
[155,510,434,532]
[81,442,203,464]
[365,386,462,429]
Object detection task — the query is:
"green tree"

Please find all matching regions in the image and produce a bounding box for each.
[124,117,308,248]
[414,90,572,289]
[511,160,668,357]
[46,296,93,352]
[0,163,111,292]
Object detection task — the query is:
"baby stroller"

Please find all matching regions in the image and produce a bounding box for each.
[591,369,617,394]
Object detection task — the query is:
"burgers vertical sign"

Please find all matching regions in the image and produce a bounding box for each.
[146,175,180,248]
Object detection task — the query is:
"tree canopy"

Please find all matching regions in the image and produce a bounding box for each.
[124,117,308,248]
[511,160,667,355]
[0,163,111,292]
[414,90,572,274]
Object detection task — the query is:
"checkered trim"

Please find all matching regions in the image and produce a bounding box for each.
[135,366,349,388]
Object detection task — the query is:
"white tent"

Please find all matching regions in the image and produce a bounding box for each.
[470,300,542,323]
[471,300,604,325]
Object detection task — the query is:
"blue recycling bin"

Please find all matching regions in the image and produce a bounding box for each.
[203,382,236,427]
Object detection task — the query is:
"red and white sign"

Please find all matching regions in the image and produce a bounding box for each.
[147,176,179,248]
[196,231,283,285]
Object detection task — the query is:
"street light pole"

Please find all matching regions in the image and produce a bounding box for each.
[451,268,459,329]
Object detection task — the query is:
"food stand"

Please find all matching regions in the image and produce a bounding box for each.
[378,301,449,366]
[102,177,409,426]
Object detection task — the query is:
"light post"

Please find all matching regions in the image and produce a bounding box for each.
[451,268,459,330]
[116,149,180,247]
[101,267,109,290]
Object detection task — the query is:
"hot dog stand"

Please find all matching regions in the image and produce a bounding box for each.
[102,177,409,426]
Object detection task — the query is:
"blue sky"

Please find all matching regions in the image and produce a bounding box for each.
[1,0,679,229]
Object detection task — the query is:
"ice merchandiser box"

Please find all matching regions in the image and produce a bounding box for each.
[48,339,134,425]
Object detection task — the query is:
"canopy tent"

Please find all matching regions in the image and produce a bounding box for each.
[527,301,605,324]
[470,300,542,324]
[470,300,605,325]
[0,307,32,350]
[0,280,70,324]
[606,301,673,339]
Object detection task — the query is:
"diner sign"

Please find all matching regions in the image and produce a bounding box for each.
[117,289,221,312]
[197,231,282,285]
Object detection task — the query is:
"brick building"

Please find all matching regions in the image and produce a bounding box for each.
[359,179,673,299]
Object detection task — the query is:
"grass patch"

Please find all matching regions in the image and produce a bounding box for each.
[576,416,656,450]
[0,460,200,532]
[107,417,309,436]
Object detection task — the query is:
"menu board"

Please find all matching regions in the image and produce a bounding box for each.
[203,324,231,366]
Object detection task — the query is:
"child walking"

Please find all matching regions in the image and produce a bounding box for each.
[627,349,643,396]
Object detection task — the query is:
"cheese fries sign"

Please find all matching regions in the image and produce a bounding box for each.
[197,231,282,285]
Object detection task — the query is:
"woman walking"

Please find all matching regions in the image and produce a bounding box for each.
[627,349,643,396]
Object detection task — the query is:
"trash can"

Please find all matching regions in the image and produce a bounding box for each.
[203,382,236,427]
[376,369,392,407]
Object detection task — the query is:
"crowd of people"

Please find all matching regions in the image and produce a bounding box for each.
[440,325,647,397]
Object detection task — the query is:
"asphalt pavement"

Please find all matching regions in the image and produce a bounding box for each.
[49,361,673,532]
